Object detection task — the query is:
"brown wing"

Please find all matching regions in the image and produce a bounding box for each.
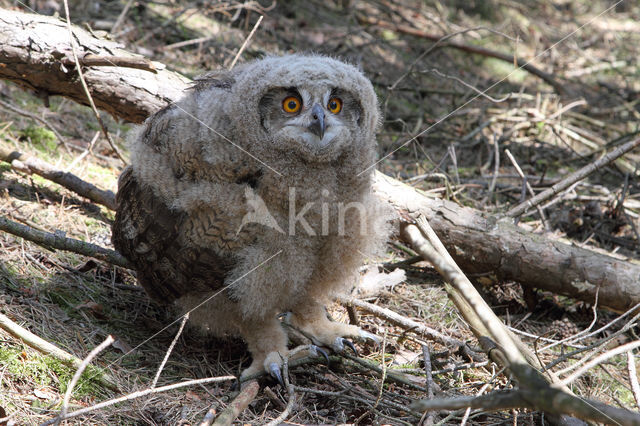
[111,167,235,304]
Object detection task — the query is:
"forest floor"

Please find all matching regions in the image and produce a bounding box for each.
[0,0,639,424]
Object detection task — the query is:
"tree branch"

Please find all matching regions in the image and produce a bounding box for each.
[0,143,116,210]
[0,215,131,269]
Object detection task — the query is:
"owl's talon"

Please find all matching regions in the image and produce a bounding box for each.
[343,338,359,356]
[359,330,381,347]
[268,362,284,386]
[311,345,330,364]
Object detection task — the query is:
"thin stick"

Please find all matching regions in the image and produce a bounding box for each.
[55,335,115,425]
[61,0,127,165]
[0,98,69,151]
[229,15,263,69]
[152,313,189,388]
[404,220,527,369]
[507,136,640,217]
[627,351,640,410]
[504,149,548,227]
[61,54,156,73]
[41,375,236,424]
[335,295,464,348]
[264,384,295,426]
[559,340,640,387]
[264,344,304,426]
[0,215,132,269]
[111,0,136,34]
[208,380,259,426]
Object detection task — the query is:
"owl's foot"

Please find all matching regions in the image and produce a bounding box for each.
[240,344,329,385]
[285,311,380,356]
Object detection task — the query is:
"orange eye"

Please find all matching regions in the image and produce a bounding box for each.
[327,97,342,114]
[282,96,302,113]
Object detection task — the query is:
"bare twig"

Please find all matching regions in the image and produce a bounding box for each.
[507,136,640,217]
[208,380,259,426]
[355,331,388,423]
[0,144,116,210]
[342,354,426,392]
[504,149,548,227]
[152,313,189,388]
[62,0,127,165]
[627,351,640,410]
[335,295,464,348]
[40,375,236,424]
[461,382,491,426]
[55,335,115,426]
[61,54,157,73]
[421,344,436,425]
[404,218,640,425]
[229,15,264,69]
[111,0,136,34]
[559,340,640,387]
[0,215,132,269]
[403,220,527,369]
[412,387,640,424]
[264,345,306,426]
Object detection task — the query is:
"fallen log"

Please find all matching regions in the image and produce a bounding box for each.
[0,9,189,123]
[374,173,640,313]
[1,8,638,312]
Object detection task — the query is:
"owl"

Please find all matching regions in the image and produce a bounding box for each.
[112,54,393,381]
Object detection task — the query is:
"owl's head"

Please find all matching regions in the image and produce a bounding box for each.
[225,55,380,164]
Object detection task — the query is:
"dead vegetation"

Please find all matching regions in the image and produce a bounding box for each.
[0,0,639,424]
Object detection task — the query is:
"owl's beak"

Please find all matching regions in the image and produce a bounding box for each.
[308,104,325,140]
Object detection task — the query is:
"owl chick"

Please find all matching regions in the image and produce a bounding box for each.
[112,54,393,381]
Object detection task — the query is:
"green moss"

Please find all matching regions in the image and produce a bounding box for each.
[0,344,106,397]
[20,126,57,153]
[482,57,528,84]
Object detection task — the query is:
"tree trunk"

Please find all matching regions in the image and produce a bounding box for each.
[1,8,638,312]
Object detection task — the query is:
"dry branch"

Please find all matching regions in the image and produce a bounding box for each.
[403,219,640,425]
[507,135,640,217]
[0,143,116,209]
[1,8,639,313]
[56,335,115,426]
[207,380,259,426]
[0,215,131,268]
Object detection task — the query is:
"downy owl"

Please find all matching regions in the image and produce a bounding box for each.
[112,54,393,380]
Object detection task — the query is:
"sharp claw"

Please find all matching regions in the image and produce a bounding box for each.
[343,338,359,357]
[312,345,330,364]
[230,378,240,392]
[360,330,381,347]
[268,362,284,386]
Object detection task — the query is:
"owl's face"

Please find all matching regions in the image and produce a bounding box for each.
[258,84,363,162]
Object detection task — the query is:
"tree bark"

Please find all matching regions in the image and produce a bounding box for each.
[0,9,189,123]
[375,173,640,313]
[1,8,639,312]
